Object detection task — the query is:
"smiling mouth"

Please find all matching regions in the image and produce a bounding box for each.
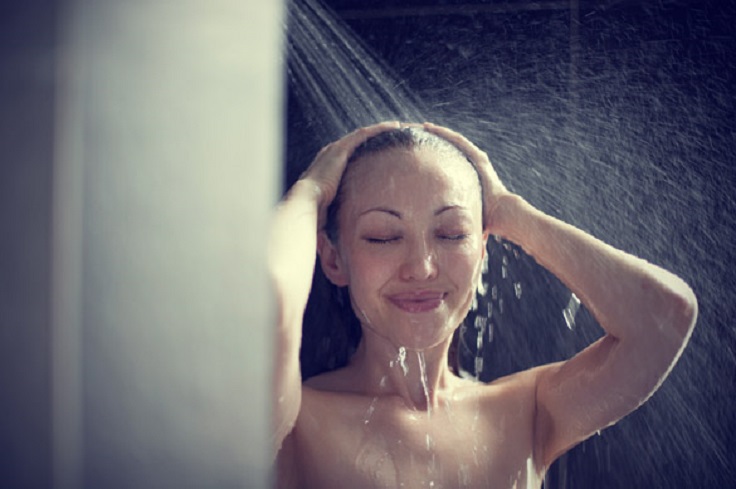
[388,292,446,313]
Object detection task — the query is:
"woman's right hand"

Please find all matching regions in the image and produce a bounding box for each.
[268,121,399,454]
[299,121,400,227]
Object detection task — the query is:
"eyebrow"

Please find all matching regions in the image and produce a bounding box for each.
[434,205,466,216]
[358,204,467,219]
[359,207,402,218]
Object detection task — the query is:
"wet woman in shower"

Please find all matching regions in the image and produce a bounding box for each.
[268,121,697,488]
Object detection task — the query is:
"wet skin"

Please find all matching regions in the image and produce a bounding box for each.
[270,123,697,489]
[277,146,545,488]
[279,372,544,488]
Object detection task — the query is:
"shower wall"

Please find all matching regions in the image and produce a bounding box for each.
[1,1,284,487]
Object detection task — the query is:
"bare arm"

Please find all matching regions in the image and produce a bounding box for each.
[424,123,697,467]
[268,179,320,453]
[267,122,400,456]
[495,194,697,466]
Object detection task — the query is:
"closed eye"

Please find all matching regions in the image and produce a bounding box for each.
[439,234,469,241]
[365,237,401,244]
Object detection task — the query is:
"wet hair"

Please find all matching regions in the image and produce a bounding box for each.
[301,127,484,380]
[324,127,482,243]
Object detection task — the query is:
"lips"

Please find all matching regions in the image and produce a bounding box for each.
[387,291,446,313]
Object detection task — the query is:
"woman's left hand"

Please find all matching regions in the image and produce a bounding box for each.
[423,122,513,233]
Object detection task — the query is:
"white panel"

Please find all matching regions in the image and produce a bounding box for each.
[53,1,283,487]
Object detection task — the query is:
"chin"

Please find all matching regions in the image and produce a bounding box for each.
[392,322,457,352]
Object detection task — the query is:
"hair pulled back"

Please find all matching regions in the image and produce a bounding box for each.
[302,126,481,380]
[324,127,476,243]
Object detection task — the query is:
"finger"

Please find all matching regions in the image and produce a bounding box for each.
[306,121,400,178]
[309,121,400,172]
[303,121,402,225]
[336,120,401,154]
[423,122,487,162]
[311,121,400,160]
[423,123,497,185]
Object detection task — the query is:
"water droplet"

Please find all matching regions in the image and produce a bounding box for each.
[477,277,488,296]
[514,282,523,299]
[563,293,582,330]
[470,293,478,311]
[458,463,471,486]
[364,397,378,425]
[417,351,432,416]
[474,315,486,331]
[398,347,408,375]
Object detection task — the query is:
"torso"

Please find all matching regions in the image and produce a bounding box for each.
[277,371,546,489]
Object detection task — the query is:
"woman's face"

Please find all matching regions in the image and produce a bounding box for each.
[333,146,487,351]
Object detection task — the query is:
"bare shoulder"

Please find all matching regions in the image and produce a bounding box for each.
[476,368,543,426]
[297,371,375,432]
[276,380,358,489]
[476,365,561,465]
[480,364,565,422]
[478,364,549,402]
[303,366,359,393]
[455,369,552,482]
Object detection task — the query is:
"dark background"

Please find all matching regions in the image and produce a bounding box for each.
[285,0,736,488]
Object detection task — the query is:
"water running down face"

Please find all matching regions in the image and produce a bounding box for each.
[320,128,488,352]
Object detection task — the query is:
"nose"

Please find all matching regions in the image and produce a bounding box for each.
[399,237,438,282]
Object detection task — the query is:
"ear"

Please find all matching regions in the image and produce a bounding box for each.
[481,230,490,259]
[318,231,349,286]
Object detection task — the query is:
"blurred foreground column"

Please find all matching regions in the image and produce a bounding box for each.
[53,1,283,487]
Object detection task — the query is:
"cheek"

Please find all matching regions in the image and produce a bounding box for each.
[448,249,485,315]
[442,241,485,281]
[343,248,396,294]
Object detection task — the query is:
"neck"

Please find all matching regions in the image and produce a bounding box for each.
[348,329,458,412]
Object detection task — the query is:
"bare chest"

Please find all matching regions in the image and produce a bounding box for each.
[281,392,543,489]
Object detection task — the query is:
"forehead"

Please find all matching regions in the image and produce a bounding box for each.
[343,146,481,209]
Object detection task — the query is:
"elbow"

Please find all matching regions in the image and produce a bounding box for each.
[656,276,698,350]
[624,279,697,395]
[655,283,697,376]
[638,268,698,353]
[673,282,698,340]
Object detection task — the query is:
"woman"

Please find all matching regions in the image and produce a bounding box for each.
[268,121,697,488]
